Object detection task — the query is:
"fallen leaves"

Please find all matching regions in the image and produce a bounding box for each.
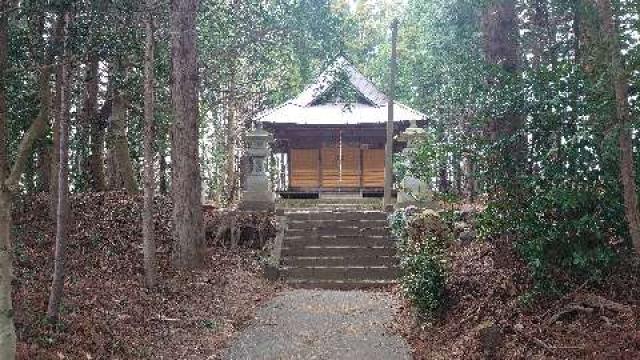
[393,237,640,359]
[12,192,281,359]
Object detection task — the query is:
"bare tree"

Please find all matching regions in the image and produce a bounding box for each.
[143,4,157,286]
[47,11,71,322]
[170,0,205,268]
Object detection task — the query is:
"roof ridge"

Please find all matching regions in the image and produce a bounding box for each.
[395,102,427,118]
[291,56,388,107]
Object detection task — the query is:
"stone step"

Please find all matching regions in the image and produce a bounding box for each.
[284,236,394,248]
[281,246,395,258]
[286,211,388,221]
[272,208,396,289]
[282,266,400,281]
[285,279,395,290]
[283,256,398,267]
[286,227,387,237]
[316,203,368,207]
[287,219,388,228]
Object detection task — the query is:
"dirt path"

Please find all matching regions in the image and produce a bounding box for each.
[224,289,411,360]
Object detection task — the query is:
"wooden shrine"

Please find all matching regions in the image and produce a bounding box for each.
[257,56,426,195]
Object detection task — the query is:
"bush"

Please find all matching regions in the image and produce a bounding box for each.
[401,247,447,315]
[390,208,449,316]
[478,179,623,293]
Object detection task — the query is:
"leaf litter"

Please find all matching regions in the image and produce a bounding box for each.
[12,192,282,359]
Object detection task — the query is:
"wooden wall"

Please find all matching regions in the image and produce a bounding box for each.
[268,124,402,192]
[290,144,385,190]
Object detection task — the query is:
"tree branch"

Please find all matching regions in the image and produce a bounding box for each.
[4,113,47,192]
[4,66,50,192]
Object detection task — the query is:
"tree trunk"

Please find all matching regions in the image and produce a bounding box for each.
[462,151,476,202]
[36,143,51,191]
[452,152,462,195]
[593,0,640,254]
[87,116,107,191]
[531,0,549,68]
[159,145,168,195]
[0,189,15,360]
[47,11,71,322]
[106,90,137,192]
[438,164,450,194]
[481,0,523,191]
[0,1,16,356]
[224,77,237,205]
[460,111,476,201]
[87,79,111,193]
[223,0,240,205]
[170,0,205,268]
[81,53,101,191]
[49,12,66,220]
[143,9,157,287]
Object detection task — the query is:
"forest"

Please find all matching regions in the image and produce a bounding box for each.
[1,0,639,359]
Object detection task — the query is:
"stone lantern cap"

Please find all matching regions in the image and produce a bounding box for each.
[396,120,426,144]
[247,122,273,156]
[247,122,273,143]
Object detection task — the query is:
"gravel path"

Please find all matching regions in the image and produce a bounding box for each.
[224,289,411,360]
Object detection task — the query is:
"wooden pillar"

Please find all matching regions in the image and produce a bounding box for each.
[384,19,399,210]
[286,147,292,192]
[317,145,322,193]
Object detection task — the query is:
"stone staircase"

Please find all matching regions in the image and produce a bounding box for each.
[279,208,399,289]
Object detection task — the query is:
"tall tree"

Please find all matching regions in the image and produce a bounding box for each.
[592,0,640,254]
[0,2,15,357]
[223,0,240,205]
[1,1,59,356]
[76,52,98,191]
[143,3,157,287]
[49,12,66,220]
[106,88,138,193]
[481,0,523,191]
[47,10,71,323]
[82,52,105,191]
[170,0,205,268]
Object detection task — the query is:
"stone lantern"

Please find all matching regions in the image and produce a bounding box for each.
[395,120,434,208]
[239,122,275,211]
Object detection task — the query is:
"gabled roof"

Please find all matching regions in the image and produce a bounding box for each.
[290,56,389,107]
[257,56,426,125]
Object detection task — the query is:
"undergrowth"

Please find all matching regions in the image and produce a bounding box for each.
[390,207,449,316]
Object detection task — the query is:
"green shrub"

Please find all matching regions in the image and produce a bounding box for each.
[400,247,447,315]
[389,208,410,246]
[390,207,448,316]
[478,179,622,293]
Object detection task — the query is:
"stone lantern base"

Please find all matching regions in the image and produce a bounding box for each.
[238,174,275,211]
[238,195,275,212]
[238,123,275,212]
[396,175,437,209]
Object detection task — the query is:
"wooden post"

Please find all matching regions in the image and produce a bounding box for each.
[384,19,399,210]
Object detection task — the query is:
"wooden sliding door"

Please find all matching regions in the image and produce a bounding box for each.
[320,146,339,188]
[339,145,361,188]
[362,149,385,188]
[289,149,320,188]
[321,143,361,189]
[289,145,385,191]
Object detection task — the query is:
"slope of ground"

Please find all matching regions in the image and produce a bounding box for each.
[395,239,640,359]
[12,192,281,359]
